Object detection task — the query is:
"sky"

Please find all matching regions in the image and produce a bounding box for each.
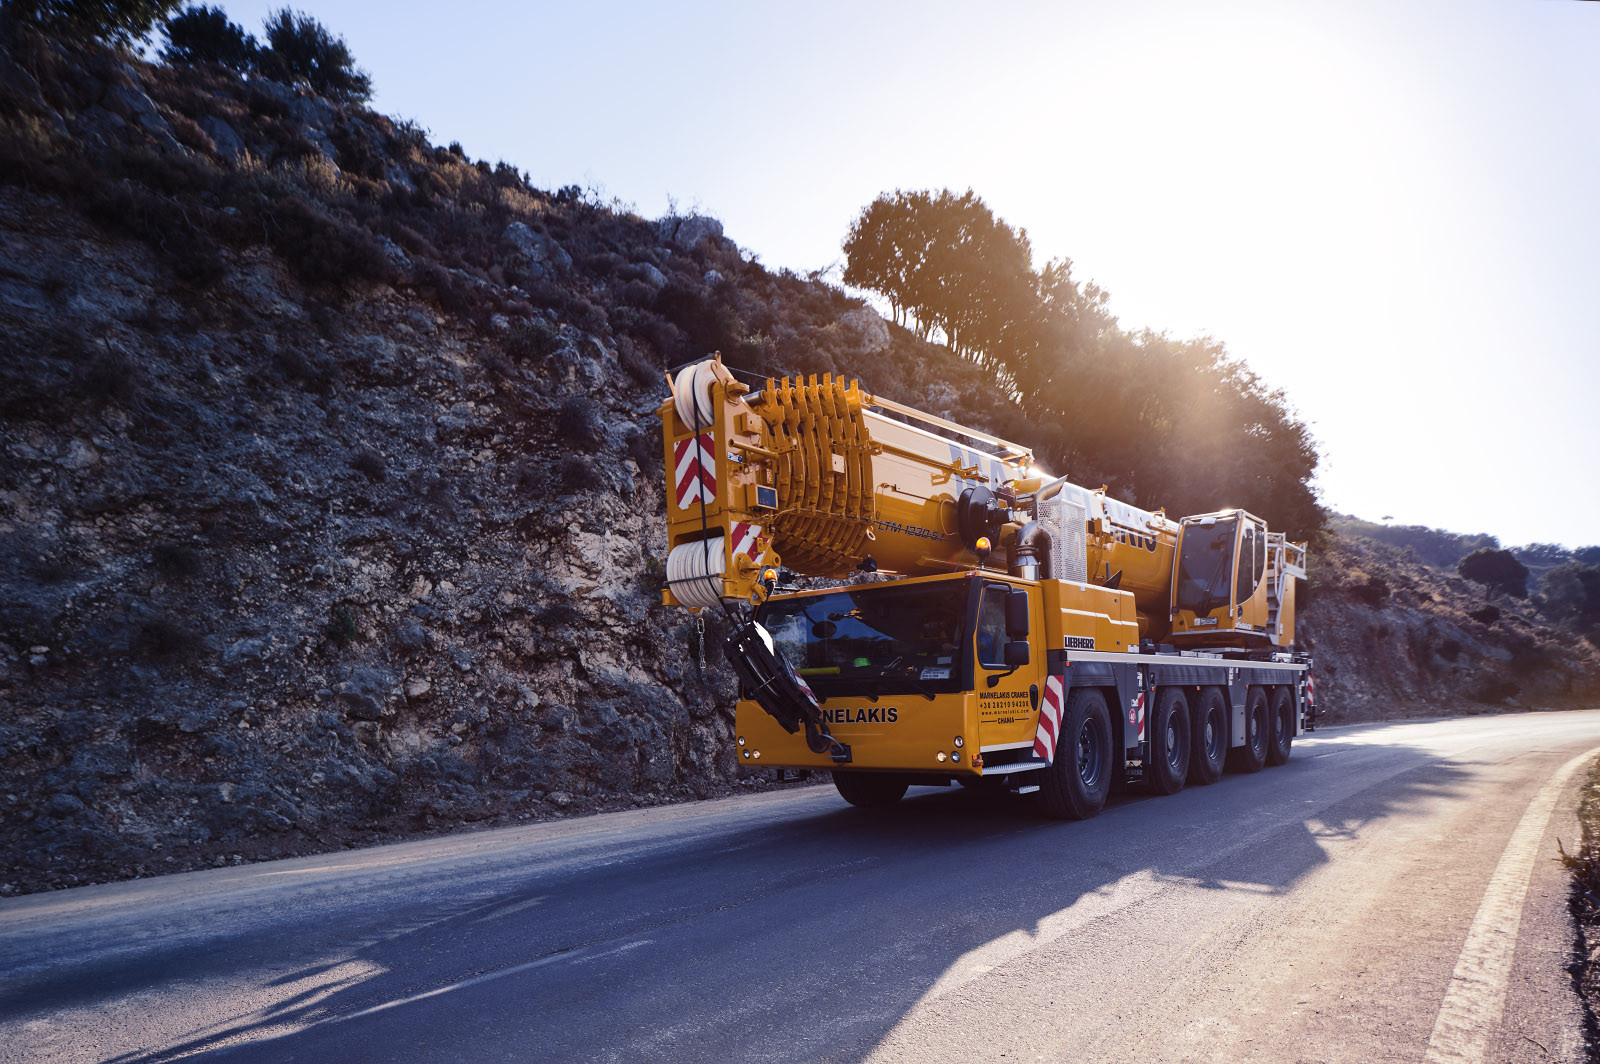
[215,0,1600,548]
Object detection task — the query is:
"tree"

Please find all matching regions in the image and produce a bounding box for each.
[1541,562,1600,631]
[259,7,370,103]
[1458,547,1529,599]
[4,0,181,46]
[160,4,256,68]
[840,186,1327,542]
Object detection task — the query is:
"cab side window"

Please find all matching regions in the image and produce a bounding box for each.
[1235,523,1258,602]
[976,586,1008,668]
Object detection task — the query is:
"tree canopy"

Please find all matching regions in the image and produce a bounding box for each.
[159,3,255,67]
[842,188,1322,540]
[4,0,180,46]
[258,7,370,103]
[1458,547,1529,599]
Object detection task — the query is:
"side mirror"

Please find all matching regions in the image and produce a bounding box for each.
[1004,640,1030,669]
[1006,590,1030,638]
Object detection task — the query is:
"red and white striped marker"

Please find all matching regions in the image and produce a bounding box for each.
[673,433,716,508]
[1033,674,1066,762]
[1133,691,1146,741]
[730,522,762,560]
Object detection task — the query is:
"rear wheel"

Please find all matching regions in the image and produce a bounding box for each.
[1036,688,1113,820]
[1266,686,1294,766]
[1188,687,1228,785]
[831,771,908,808]
[1226,687,1269,774]
[1146,687,1190,795]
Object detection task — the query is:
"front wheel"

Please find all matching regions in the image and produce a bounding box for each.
[832,771,908,808]
[1036,688,1113,820]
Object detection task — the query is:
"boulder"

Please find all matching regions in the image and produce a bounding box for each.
[657,214,724,249]
[838,307,891,353]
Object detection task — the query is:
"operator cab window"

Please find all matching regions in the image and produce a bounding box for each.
[976,585,1008,668]
[1236,522,1258,602]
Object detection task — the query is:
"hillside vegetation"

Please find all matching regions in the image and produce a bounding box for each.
[0,21,1596,895]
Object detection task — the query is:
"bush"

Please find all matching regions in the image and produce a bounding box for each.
[324,606,357,647]
[259,8,372,103]
[138,615,202,659]
[269,196,393,290]
[1469,605,1501,626]
[161,5,258,68]
[502,318,560,362]
[151,540,203,579]
[1351,577,1389,607]
[558,454,597,492]
[349,446,386,482]
[556,397,604,450]
[617,336,662,388]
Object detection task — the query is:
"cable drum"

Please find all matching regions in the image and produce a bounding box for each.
[672,360,718,430]
[666,536,727,609]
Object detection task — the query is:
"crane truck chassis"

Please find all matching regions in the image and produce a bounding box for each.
[658,357,1317,818]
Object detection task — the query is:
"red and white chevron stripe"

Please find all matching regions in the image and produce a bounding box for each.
[1033,674,1065,762]
[729,522,761,560]
[673,433,715,508]
[1305,672,1316,705]
[1132,691,1147,741]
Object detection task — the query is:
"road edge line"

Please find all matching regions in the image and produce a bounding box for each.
[1424,744,1600,1064]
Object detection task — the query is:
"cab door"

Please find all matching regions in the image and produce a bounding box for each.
[973,581,1047,749]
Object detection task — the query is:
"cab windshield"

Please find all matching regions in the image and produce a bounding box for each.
[1175,518,1237,615]
[757,579,969,697]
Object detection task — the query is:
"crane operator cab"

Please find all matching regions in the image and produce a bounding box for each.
[1169,510,1305,650]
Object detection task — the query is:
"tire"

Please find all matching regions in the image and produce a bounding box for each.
[1266,686,1294,766]
[1226,687,1269,774]
[831,771,908,808]
[1036,688,1114,820]
[1146,687,1190,795]
[1188,686,1228,786]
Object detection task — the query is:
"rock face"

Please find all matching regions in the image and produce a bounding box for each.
[1300,534,1600,723]
[0,33,1594,897]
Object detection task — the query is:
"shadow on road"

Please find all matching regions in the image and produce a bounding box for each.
[3,735,1473,1063]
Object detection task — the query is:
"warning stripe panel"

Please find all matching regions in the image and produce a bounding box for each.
[673,433,716,508]
[1033,674,1065,762]
[730,522,762,560]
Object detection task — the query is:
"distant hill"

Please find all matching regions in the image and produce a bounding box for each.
[1327,514,1500,571]
[1330,513,1598,586]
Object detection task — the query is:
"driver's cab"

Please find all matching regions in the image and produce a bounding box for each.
[1169,509,1272,646]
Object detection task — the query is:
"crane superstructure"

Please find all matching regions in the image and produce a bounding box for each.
[659,356,1313,817]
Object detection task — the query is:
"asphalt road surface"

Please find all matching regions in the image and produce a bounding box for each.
[4,711,1600,1064]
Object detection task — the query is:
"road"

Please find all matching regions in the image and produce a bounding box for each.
[3,711,1599,1063]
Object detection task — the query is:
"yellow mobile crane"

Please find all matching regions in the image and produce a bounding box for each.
[659,357,1314,818]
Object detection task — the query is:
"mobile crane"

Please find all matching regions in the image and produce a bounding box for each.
[659,356,1314,819]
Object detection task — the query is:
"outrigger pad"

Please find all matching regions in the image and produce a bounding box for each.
[723,621,851,762]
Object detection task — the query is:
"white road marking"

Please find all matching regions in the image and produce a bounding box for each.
[1423,745,1600,1064]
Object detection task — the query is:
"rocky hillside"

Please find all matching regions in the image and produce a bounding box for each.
[1,32,1596,896]
[1300,534,1600,722]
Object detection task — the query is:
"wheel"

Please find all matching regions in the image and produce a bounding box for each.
[1266,686,1294,766]
[831,771,908,807]
[1188,686,1228,786]
[1036,688,1113,820]
[1145,687,1190,795]
[1226,687,1269,774]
